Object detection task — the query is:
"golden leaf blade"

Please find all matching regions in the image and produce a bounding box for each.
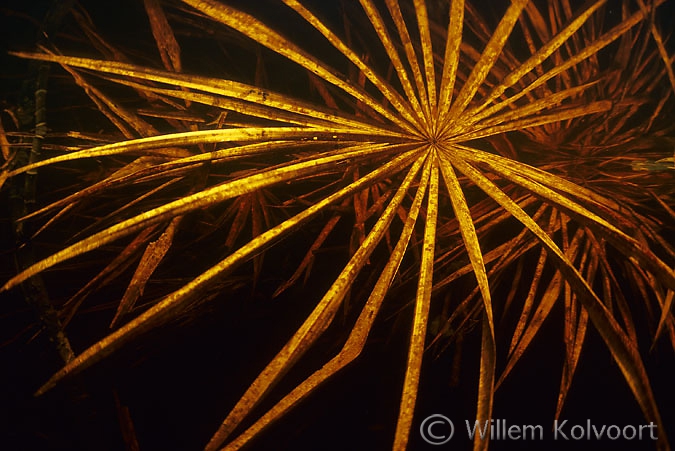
[384,0,432,121]
[3,143,412,293]
[9,52,400,136]
[251,190,266,286]
[556,303,589,420]
[223,195,252,251]
[457,145,675,292]
[653,290,675,348]
[3,127,389,183]
[358,0,426,124]
[437,153,498,451]
[437,151,494,333]
[437,0,465,123]
[451,100,612,142]
[282,0,426,132]
[223,151,433,451]
[465,80,602,133]
[33,148,422,398]
[144,0,182,73]
[412,0,437,114]
[0,117,11,162]
[180,0,421,136]
[636,0,675,96]
[585,230,640,345]
[474,314,497,451]
[508,247,548,354]
[206,150,429,450]
[555,242,596,421]
[272,210,342,298]
[445,0,528,122]
[62,64,158,139]
[446,153,668,450]
[110,217,181,328]
[465,0,608,122]
[19,143,302,223]
[433,234,535,296]
[456,144,622,210]
[506,209,559,355]
[497,272,563,387]
[108,76,347,128]
[61,226,161,327]
[393,153,438,451]
[469,0,666,126]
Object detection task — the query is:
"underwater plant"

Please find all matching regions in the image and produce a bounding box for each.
[1,0,674,449]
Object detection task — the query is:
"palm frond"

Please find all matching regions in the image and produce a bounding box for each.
[2,0,674,449]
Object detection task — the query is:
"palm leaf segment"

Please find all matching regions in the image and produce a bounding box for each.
[3,0,674,450]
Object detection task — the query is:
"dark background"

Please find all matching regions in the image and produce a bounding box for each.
[1,1,674,450]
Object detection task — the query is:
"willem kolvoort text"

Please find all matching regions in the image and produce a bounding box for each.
[466,419,658,441]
